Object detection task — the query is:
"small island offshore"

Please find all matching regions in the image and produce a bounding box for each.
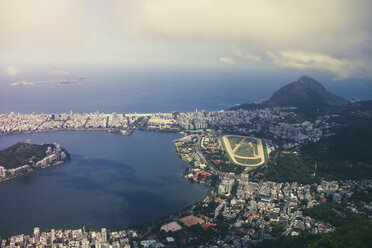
[0,139,70,183]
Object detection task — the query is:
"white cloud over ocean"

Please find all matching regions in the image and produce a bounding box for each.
[10,80,34,86]
[2,65,25,76]
[48,68,70,75]
[235,51,262,63]
[266,51,372,80]
[219,57,235,65]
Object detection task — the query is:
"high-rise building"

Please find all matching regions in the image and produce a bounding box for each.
[34,227,40,243]
[241,174,249,184]
[0,166,6,178]
[50,229,55,244]
[101,228,107,242]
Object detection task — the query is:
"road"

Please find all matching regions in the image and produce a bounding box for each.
[196,135,223,177]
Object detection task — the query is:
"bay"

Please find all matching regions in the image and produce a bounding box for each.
[0,130,208,238]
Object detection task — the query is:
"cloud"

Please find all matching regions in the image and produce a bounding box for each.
[10,80,34,86]
[266,51,372,80]
[115,0,372,78]
[10,77,87,86]
[58,82,81,86]
[115,0,371,49]
[38,77,87,84]
[219,57,235,65]
[235,51,262,63]
[48,68,69,75]
[0,0,83,49]
[2,65,26,76]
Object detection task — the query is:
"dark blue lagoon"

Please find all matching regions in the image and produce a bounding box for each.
[0,131,208,237]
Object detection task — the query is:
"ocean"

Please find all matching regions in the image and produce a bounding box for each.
[1,67,370,114]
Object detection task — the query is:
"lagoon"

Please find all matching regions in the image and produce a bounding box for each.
[0,130,208,238]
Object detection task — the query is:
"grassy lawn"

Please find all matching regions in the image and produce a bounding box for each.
[247,144,256,157]
[227,136,242,150]
[236,145,249,156]
[236,142,258,157]
[220,136,234,164]
[263,141,269,163]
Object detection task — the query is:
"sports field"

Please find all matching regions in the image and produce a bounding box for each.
[221,135,266,167]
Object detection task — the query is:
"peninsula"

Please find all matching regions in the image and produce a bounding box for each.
[0,140,70,183]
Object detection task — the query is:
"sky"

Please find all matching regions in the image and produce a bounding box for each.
[1,0,372,83]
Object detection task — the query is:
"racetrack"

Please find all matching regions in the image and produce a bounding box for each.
[221,135,265,167]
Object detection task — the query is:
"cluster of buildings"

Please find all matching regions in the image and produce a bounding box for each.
[0,112,141,135]
[208,173,372,246]
[34,144,67,168]
[146,113,177,131]
[1,108,371,246]
[174,108,294,132]
[2,179,370,247]
[217,173,236,196]
[2,227,138,248]
[185,168,211,183]
[174,134,207,168]
[0,108,331,149]
[269,122,323,144]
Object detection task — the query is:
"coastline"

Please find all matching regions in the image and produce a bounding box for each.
[0,127,111,137]
[0,144,71,184]
[0,159,68,184]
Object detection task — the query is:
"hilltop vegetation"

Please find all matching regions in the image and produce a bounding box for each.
[306,203,372,248]
[259,201,372,248]
[0,142,48,169]
[259,215,372,248]
[262,116,372,184]
[309,216,372,248]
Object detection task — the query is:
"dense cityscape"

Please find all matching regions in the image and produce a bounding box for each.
[1,102,371,247]
[2,1,372,247]
[0,106,328,147]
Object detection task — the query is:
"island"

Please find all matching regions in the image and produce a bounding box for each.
[0,140,70,183]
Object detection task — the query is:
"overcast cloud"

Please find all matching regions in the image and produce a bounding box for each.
[0,0,371,79]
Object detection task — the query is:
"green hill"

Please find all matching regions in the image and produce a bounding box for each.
[262,116,372,184]
[258,214,372,248]
[0,142,49,169]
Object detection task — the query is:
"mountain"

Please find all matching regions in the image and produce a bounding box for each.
[266,76,348,108]
[232,76,349,115]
